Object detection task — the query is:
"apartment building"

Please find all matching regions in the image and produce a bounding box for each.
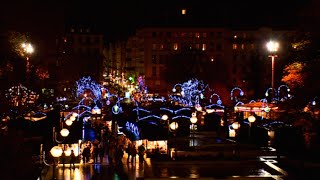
[55,24,104,96]
[102,26,295,102]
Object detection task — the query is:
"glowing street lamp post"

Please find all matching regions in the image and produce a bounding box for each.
[232,122,240,159]
[190,112,198,146]
[266,40,279,91]
[248,115,256,139]
[169,121,179,160]
[50,146,63,180]
[21,42,34,84]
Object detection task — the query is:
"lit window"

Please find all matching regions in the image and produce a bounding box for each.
[195,33,200,38]
[160,44,164,50]
[181,9,187,15]
[173,43,178,50]
[241,44,245,50]
[202,44,206,51]
[233,44,237,50]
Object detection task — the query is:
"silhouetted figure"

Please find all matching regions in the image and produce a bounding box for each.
[61,151,66,168]
[130,144,137,163]
[82,145,90,163]
[98,143,104,163]
[115,145,124,166]
[138,144,146,163]
[126,143,132,163]
[70,150,76,169]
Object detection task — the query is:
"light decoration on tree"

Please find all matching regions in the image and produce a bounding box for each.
[75,76,102,102]
[230,87,244,101]
[35,67,49,80]
[137,75,146,93]
[5,84,38,106]
[170,79,208,107]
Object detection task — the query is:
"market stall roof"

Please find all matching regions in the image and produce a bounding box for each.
[234,101,278,112]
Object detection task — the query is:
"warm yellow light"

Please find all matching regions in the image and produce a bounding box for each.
[248,115,256,123]
[60,128,70,137]
[50,146,63,157]
[206,109,214,114]
[232,122,240,130]
[169,122,178,131]
[266,41,279,53]
[22,42,34,54]
[64,148,71,156]
[161,114,168,121]
[181,9,187,15]
[65,119,73,126]
[70,116,76,121]
[190,116,198,124]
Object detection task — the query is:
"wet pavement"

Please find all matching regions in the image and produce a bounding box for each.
[39,133,294,179]
[40,153,291,180]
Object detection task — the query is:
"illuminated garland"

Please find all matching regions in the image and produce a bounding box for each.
[75,76,102,101]
[170,79,208,106]
[5,84,38,106]
[125,121,140,138]
[209,93,223,105]
[230,87,244,101]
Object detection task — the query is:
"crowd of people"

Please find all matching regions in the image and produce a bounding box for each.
[79,127,146,166]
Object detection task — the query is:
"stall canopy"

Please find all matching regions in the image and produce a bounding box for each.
[234,101,278,119]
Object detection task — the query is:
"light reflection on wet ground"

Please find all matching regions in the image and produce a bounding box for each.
[43,155,287,180]
[41,140,288,180]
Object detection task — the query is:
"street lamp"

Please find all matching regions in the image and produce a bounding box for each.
[50,146,63,180]
[169,121,179,160]
[231,122,240,159]
[248,115,256,138]
[266,40,279,90]
[21,42,34,84]
[190,112,198,146]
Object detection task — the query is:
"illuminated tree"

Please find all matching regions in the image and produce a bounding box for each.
[8,31,29,58]
[170,78,209,106]
[281,62,306,89]
[35,66,49,80]
[75,76,102,102]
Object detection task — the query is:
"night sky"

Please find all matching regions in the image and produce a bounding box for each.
[0,0,318,41]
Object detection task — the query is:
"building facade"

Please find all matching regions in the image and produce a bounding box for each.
[102,26,295,103]
[55,24,104,97]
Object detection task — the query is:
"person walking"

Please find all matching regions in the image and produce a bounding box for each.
[138,143,146,163]
[126,143,132,163]
[82,145,90,164]
[70,150,76,169]
[61,151,66,168]
[115,145,124,166]
[92,145,99,164]
[98,143,104,163]
[130,144,137,164]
